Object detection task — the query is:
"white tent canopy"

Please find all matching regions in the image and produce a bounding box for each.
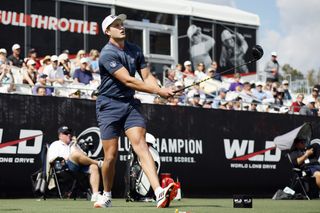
[79,0,260,26]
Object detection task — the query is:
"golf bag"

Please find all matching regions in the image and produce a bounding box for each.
[125,133,161,201]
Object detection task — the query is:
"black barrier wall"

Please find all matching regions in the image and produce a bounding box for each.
[0,93,319,198]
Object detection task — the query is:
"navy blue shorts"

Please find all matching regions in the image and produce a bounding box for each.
[96,96,146,140]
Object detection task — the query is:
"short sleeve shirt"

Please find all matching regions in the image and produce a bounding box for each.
[98,41,147,98]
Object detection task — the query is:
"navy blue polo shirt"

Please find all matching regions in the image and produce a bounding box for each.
[98,41,147,98]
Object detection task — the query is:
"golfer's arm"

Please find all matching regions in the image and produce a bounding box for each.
[140,67,160,88]
[113,67,160,94]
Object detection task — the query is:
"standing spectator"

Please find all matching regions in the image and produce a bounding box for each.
[264,52,279,83]
[32,73,53,96]
[299,101,316,116]
[187,24,215,70]
[229,73,243,91]
[44,55,65,86]
[22,59,37,86]
[7,44,23,68]
[290,93,305,113]
[28,48,41,70]
[220,29,248,73]
[73,58,93,85]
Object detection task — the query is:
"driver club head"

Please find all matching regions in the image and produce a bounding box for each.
[252,45,264,60]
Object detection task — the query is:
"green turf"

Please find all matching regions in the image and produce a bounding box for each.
[0,198,319,213]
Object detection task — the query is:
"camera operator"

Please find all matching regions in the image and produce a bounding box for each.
[290,138,320,189]
[47,126,103,201]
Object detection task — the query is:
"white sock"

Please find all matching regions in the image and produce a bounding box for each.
[92,192,100,195]
[103,191,112,198]
[155,187,163,198]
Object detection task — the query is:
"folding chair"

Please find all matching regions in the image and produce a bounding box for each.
[287,153,318,200]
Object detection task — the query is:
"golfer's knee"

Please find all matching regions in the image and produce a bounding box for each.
[90,164,99,173]
[104,155,117,165]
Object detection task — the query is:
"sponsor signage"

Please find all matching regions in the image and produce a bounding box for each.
[1,94,320,198]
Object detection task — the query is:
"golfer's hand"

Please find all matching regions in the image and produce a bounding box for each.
[157,87,175,98]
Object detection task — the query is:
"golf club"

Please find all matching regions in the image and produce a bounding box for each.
[173,45,264,93]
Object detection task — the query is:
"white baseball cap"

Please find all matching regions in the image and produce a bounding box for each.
[50,55,58,62]
[80,57,89,64]
[58,53,69,62]
[27,59,36,66]
[184,60,192,66]
[282,80,289,85]
[12,44,21,51]
[101,14,127,34]
[0,48,7,54]
[271,51,277,57]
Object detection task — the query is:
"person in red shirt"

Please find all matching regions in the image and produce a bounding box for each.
[290,93,305,113]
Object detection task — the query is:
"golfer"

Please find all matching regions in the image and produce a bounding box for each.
[94,14,176,208]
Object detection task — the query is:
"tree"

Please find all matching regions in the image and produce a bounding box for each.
[306,69,316,87]
[281,64,304,81]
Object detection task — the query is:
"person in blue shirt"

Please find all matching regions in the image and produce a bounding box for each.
[94,14,176,209]
[73,57,93,85]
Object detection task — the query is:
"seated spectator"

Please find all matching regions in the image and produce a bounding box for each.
[0,64,15,93]
[7,44,23,68]
[28,48,41,70]
[72,49,86,72]
[164,69,176,88]
[281,80,292,101]
[174,63,183,82]
[199,68,221,95]
[47,126,103,201]
[32,73,53,96]
[289,138,320,189]
[208,61,222,82]
[291,94,305,113]
[305,88,320,109]
[299,101,317,116]
[229,73,243,91]
[212,88,227,109]
[58,53,72,80]
[38,55,51,74]
[252,82,267,101]
[44,55,65,86]
[73,58,93,85]
[36,86,47,96]
[194,62,207,81]
[239,82,253,103]
[22,59,37,86]
[274,89,284,107]
[183,60,196,86]
[89,49,100,75]
[189,93,203,107]
[0,48,8,65]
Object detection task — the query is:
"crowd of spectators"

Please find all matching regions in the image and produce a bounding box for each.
[0,43,319,116]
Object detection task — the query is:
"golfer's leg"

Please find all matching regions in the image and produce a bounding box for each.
[314,171,320,189]
[101,138,118,192]
[125,127,160,191]
[89,164,100,194]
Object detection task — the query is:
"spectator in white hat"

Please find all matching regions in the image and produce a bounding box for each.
[0,48,8,65]
[43,55,65,85]
[58,53,71,79]
[264,51,279,83]
[183,60,196,87]
[22,59,37,86]
[8,44,23,68]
